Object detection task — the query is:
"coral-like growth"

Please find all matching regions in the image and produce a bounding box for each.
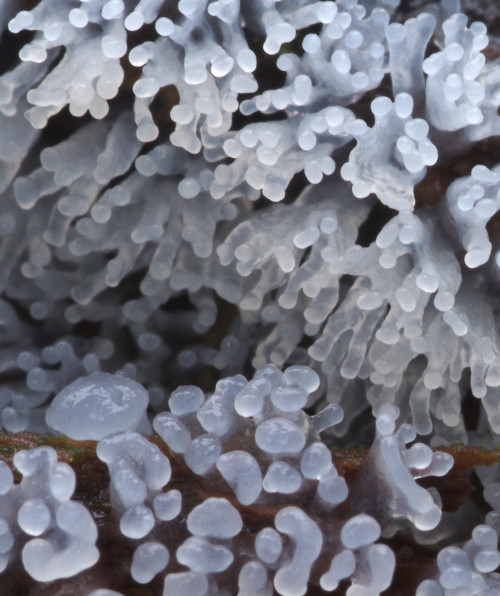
[0,0,499,592]
[87,365,448,595]
[0,446,98,581]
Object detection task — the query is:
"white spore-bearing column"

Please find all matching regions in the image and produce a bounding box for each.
[351,404,453,532]
[0,446,99,582]
[320,514,394,593]
[96,430,175,584]
[149,365,350,595]
[416,524,500,595]
[424,13,489,134]
[445,165,500,270]
[96,431,172,538]
[341,93,438,212]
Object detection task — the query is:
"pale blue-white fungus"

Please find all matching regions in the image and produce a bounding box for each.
[255,527,283,565]
[262,461,303,494]
[176,537,234,573]
[0,0,500,593]
[186,497,242,539]
[184,433,221,475]
[216,450,263,504]
[0,446,101,582]
[153,489,182,522]
[131,542,169,584]
[46,372,149,440]
[255,418,306,455]
[273,507,323,596]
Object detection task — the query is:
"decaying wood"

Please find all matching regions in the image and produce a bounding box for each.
[0,432,498,595]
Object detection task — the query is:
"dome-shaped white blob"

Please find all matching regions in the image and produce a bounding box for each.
[46,372,149,440]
